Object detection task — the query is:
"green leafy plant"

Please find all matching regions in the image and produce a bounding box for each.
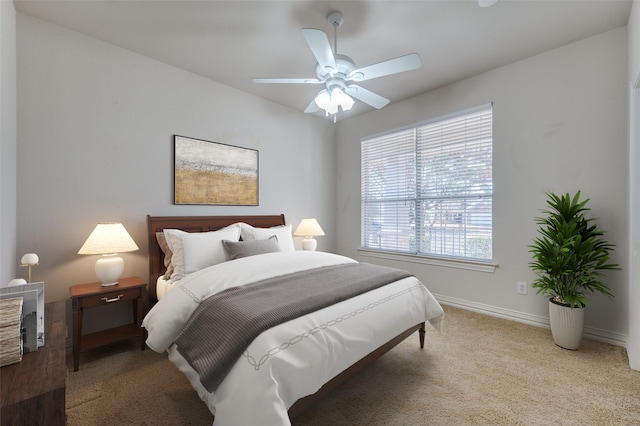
[528,191,619,308]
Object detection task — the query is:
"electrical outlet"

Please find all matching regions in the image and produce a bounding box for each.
[517,281,528,295]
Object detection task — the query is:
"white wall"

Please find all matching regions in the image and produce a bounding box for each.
[16,14,335,316]
[0,0,17,285]
[335,28,629,342]
[631,1,640,82]
[627,0,640,370]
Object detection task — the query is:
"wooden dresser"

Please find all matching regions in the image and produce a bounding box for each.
[0,300,66,425]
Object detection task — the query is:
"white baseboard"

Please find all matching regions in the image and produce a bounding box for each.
[434,294,628,348]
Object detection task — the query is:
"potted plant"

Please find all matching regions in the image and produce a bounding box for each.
[528,191,619,350]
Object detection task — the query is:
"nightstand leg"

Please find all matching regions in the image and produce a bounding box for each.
[71,299,82,372]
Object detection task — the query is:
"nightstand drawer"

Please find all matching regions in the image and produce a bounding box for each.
[81,287,141,308]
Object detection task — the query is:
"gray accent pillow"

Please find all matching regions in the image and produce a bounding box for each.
[222,235,280,260]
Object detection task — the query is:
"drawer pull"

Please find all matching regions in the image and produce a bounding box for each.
[101,294,124,303]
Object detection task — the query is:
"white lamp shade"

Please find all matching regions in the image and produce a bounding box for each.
[294,219,325,251]
[20,253,39,265]
[294,218,325,237]
[331,87,354,111]
[78,223,139,255]
[314,90,331,110]
[79,223,138,286]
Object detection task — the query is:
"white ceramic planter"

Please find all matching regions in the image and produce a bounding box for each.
[548,298,585,350]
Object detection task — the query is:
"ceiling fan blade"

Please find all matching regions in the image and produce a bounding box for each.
[344,85,390,109]
[252,78,322,84]
[302,28,337,73]
[304,98,320,113]
[348,53,421,82]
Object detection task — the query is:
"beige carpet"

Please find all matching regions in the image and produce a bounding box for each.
[66,305,640,425]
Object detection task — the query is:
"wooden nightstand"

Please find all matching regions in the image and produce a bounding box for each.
[69,276,148,372]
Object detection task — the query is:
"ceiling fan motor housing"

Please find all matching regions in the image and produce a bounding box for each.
[315,54,356,81]
[325,77,347,93]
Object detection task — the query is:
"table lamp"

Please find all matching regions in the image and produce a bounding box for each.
[20,253,39,282]
[78,223,139,286]
[294,218,325,251]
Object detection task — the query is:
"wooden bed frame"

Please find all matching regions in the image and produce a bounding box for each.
[146,214,425,420]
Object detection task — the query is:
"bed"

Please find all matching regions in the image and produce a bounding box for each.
[143,214,444,425]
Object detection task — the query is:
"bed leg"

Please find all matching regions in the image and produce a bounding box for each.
[419,322,425,349]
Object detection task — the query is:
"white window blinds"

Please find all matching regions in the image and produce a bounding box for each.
[361,104,493,260]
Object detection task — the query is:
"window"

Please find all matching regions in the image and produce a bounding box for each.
[361,104,493,261]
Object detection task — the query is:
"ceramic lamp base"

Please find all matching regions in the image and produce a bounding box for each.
[95,255,124,286]
[301,238,318,251]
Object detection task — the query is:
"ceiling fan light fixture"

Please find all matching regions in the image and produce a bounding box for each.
[314,90,338,115]
[332,87,354,111]
[314,87,354,117]
[314,89,331,109]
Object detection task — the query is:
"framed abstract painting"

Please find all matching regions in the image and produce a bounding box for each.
[174,135,259,205]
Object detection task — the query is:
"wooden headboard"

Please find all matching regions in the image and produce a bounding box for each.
[146,214,286,301]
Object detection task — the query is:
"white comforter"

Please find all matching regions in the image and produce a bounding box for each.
[143,251,444,426]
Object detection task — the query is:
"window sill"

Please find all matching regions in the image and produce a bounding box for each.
[357,249,498,273]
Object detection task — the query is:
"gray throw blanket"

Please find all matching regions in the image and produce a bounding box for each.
[175,262,412,393]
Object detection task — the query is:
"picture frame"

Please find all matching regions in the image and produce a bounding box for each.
[174,135,259,205]
[0,281,45,351]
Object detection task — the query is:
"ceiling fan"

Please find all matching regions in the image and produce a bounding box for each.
[252,11,422,120]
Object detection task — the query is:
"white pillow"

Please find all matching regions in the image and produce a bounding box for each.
[240,223,295,252]
[164,225,241,281]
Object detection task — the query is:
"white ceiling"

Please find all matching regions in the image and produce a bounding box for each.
[13,0,633,121]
